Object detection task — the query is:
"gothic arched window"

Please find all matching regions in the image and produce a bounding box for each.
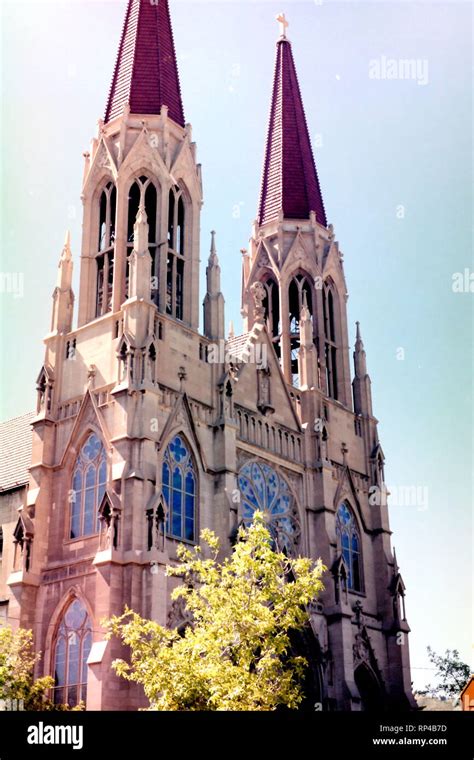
[336,502,362,592]
[162,435,196,542]
[166,186,186,320]
[262,278,280,354]
[126,176,158,304]
[288,274,314,387]
[323,281,338,399]
[95,181,116,317]
[70,434,107,539]
[53,598,92,707]
[237,461,300,556]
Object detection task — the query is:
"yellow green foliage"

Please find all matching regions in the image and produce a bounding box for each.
[107,513,325,710]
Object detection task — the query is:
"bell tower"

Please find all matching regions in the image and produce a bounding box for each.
[242,16,351,406]
[77,0,202,331]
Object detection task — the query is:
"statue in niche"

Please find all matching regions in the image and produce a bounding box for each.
[257,367,274,415]
[250,281,266,320]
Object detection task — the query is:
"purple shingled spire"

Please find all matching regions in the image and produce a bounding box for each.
[258,37,327,227]
[105,0,185,127]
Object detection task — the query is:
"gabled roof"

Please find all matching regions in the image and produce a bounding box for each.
[105,0,185,126]
[0,412,34,492]
[258,37,327,227]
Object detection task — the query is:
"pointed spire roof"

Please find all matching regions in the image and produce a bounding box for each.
[105,0,185,126]
[258,31,327,227]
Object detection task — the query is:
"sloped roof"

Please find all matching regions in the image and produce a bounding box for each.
[258,37,327,227]
[227,333,252,362]
[0,412,34,493]
[105,0,185,126]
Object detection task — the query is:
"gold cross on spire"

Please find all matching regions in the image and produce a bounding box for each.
[276,12,289,39]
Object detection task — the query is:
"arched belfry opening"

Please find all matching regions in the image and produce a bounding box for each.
[288,274,314,387]
[262,277,281,357]
[166,185,186,321]
[95,181,116,318]
[323,279,339,399]
[126,176,158,304]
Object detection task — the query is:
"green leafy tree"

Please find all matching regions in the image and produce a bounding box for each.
[0,626,56,710]
[423,646,470,699]
[0,627,82,711]
[107,513,326,711]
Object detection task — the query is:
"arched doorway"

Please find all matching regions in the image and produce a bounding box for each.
[288,625,324,711]
[354,663,383,711]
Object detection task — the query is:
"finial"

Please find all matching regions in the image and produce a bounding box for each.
[355,321,364,348]
[276,12,289,39]
[228,320,235,340]
[300,289,310,321]
[210,230,217,255]
[61,230,72,261]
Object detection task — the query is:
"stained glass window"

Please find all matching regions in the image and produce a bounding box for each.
[237,461,300,555]
[336,502,362,591]
[162,436,196,542]
[53,599,92,708]
[70,434,106,539]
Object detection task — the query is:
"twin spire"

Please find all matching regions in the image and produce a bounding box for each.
[105,0,185,126]
[258,16,327,227]
[105,3,326,223]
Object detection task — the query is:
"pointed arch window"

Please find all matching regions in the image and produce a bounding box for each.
[288,274,314,387]
[262,278,281,357]
[70,434,107,539]
[126,176,158,305]
[162,435,196,542]
[95,181,116,317]
[323,282,338,399]
[336,502,363,592]
[166,186,186,321]
[53,598,92,707]
[237,461,300,556]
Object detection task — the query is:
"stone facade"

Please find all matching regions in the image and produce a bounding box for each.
[1,1,416,711]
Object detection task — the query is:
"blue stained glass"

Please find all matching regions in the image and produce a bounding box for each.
[55,637,66,685]
[185,517,194,541]
[173,467,182,490]
[336,503,362,591]
[98,459,107,485]
[70,436,106,539]
[85,466,95,490]
[162,436,197,541]
[170,436,187,463]
[185,492,194,519]
[54,599,92,708]
[238,461,299,556]
[251,463,265,506]
[185,471,195,495]
[73,470,82,492]
[68,640,79,685]
[70,501,81,539]
[83,434,101,461]
[82,632,92,683]
[172,492,182,536]
[83,489,95,535]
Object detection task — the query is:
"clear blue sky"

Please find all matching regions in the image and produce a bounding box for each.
[0,0,472,690]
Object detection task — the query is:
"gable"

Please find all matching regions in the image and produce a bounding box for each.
[232,326,300,432]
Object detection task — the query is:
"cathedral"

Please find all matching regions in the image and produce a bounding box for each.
[0,0,416,711]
